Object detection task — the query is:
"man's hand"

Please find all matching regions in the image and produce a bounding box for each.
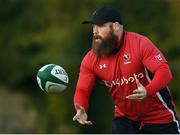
[73,105,93,125]
[126,79,147,101]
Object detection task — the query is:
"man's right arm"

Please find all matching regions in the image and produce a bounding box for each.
[73,104,93,125]
[73,52,96,125]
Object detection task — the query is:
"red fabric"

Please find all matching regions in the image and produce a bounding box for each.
[139,36,173,96]
[74,54,95,111]
[145,65,172,96]
[74,31,175,124]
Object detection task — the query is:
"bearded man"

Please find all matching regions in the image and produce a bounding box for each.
[73,6,180,134]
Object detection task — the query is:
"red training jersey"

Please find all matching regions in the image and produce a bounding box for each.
[74,31,179,125]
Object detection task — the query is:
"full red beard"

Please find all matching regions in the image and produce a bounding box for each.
[92,29,118,57]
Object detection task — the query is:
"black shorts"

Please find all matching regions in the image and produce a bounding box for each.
[112,117,180,134]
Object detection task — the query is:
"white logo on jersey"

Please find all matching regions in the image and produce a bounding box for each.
[102,73,144,88]
[123,54,130,61]
[99,64,107,69]
[123,53,132,64]
[155,54,163,61]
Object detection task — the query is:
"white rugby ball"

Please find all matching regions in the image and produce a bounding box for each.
[36,64,69,93]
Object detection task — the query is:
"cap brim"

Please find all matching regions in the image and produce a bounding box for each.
[82,20,92,24]
[82,19,107,24]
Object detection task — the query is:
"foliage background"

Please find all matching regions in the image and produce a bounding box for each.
[0,0,179,133]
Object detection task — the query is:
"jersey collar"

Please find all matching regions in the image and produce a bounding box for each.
[112,31,125,54]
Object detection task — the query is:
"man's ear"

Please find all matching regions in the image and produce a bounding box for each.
[113,22,121,32]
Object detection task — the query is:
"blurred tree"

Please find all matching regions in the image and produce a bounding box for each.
[0,0,179,133]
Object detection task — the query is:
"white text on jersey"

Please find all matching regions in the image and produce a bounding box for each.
[102,73,144,88]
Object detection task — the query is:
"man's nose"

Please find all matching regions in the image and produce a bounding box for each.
[93,25,98,35]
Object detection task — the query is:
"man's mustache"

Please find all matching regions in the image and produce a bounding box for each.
[93,35,102,40]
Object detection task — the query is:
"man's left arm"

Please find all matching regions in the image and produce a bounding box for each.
[140,37,172,96]
[127,37,172,100]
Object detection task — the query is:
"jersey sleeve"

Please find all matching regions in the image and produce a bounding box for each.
[73,52,96,112]
[139,37,173,96]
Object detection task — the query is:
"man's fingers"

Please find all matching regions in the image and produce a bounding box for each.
[73,114,93,125]
[126,93,144,100]
[87,120,93,125]
[133,89,140,93]
[133,90,144,97]
[73,117,76,121]
[126,80,146,101]
[76,118,93,125]
[84,120,93,125]
[126,93,139,99]
[73,111,81,121]
[136,79,140,86]
[73,109,82,121]
[73,116,85,125]
[73,115,78,121]
[77,118,85,125]
[136,79,143,88]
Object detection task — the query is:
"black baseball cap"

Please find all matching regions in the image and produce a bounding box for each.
[82,6,122,24]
